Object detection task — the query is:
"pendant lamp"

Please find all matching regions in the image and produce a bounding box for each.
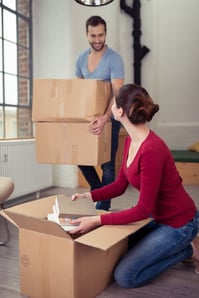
[74,0,114,7]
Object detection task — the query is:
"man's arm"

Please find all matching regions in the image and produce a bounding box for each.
[89,78,124,135]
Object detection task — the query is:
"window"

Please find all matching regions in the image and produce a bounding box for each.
[0,0,32,139]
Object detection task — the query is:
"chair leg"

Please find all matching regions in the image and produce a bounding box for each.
[0,214,11,246]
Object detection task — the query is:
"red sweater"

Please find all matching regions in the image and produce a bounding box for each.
[91,131,196,228]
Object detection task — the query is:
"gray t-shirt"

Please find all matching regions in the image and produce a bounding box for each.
[75,46,124,82]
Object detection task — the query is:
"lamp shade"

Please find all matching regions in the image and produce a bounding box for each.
[75,0,114,6]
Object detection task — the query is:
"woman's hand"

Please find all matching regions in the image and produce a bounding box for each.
[69,215,101,235]
[71,192,92,201]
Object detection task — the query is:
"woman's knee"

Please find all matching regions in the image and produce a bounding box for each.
[114,265,138,288]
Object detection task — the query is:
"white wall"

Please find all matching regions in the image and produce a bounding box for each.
[33,0,199,187]
[149,0,199,148]
[33,0,122,78]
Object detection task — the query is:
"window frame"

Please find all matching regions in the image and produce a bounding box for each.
[0,0,33,139]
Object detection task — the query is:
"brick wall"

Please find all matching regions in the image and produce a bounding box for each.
[17,0,32,138]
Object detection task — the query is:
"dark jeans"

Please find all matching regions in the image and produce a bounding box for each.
[78,118,121,210]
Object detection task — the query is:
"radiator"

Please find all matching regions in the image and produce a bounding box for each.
[0,139,53,199]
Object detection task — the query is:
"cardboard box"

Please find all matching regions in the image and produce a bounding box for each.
[1,195,151,298]
[32,79,111,122]
[35,121,111,165]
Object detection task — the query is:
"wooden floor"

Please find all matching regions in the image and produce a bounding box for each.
[0,185,199,298]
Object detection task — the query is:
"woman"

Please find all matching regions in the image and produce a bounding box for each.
[70,83,199,288]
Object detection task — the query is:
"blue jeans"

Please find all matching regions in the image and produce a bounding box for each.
[78,118,121,210]
[114,211,199,288]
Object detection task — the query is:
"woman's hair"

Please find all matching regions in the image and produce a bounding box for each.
[115,84,159,124]
[86,16,107,33]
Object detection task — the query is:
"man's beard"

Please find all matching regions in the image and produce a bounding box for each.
[90,42,105,52]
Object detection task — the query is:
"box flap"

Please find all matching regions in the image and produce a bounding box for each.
[3,195,59,217]
[3,194,81,218]
[0,209,18,227]
[3,210,72,239]
[75,218,151,250]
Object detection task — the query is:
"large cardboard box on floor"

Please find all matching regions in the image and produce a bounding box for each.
[32,79,111,122]
[1,194,150,298]
[35,121,111,165]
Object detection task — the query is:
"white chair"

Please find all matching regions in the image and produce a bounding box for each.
[0,176,14,245]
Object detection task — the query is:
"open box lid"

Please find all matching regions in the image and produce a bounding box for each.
[1,194,151,250]
[0,194,72,239]
[75,218,151,251]
[2,207,151,250]
[2,210,71,239]
[1,208,151,250]
[3,195,59,218]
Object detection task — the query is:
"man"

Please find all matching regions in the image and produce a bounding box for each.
[75,15,124,210]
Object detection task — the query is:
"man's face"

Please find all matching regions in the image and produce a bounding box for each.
[87,24,106,52]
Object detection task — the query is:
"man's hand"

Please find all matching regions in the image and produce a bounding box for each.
[88,114,108,135]
[69,215,101,235]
